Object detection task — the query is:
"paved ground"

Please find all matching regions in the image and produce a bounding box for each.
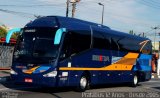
[0,70,10,77]
[0,70,10,83]
[0,79,160,98]
[0,71,160,98]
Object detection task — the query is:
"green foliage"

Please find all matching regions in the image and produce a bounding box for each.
[0,25,19,39]
[129,30,137,35]
[11,32,20,39]
[129,30,134,35]
[0,26,7,38]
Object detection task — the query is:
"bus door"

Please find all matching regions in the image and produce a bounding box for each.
[58,32,72,86]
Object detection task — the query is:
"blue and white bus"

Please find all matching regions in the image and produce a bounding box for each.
[9,16,152,91]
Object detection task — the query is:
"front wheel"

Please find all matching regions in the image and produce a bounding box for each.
[77,75,89,92]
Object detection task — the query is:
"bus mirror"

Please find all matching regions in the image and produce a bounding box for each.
[54,28,66,45]
[6,28,21,43]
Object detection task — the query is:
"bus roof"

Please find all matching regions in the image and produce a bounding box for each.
[25,16,150,41]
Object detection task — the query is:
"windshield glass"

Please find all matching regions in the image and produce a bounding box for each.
[14,27,59,63]
[33,37,58,57]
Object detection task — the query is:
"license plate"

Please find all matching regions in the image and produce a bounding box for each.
[25,78,33,83]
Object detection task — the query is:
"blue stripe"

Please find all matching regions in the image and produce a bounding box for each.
[133,54,152,71]
[33,66,50,73]
[139,54,152,59]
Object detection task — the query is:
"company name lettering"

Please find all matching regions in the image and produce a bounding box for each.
[92,55,109,62]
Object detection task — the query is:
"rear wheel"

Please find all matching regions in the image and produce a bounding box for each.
[131,75,138,87]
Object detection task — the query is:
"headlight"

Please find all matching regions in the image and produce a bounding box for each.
[10,69,18,75]
[43,71,57,77]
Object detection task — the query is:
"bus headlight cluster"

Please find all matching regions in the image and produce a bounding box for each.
[10,69,18,75]
[43,71,57,77]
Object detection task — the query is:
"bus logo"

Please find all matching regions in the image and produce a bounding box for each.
[24,29,36,32]
[92,55,110,62]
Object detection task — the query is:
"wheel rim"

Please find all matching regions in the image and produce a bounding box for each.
[80,77,87,89]
[134,75,138,85]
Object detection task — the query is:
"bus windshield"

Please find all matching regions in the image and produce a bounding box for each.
[14,28,59,64]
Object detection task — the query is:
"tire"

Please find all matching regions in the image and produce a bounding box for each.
[131,74,139,87]
[77,75,89,92]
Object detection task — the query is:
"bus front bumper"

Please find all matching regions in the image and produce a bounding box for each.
[11,74,57,87]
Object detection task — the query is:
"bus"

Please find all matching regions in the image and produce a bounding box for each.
[9,16,152,91]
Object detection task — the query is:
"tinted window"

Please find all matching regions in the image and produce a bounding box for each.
[93,31,111,50]
[14,27,59,63]
[118,38,141,52]
[140,41,152,54]
[61,30,91,59]
[60,33,72,59]
[70,31,91,54]
[110,35,121,51]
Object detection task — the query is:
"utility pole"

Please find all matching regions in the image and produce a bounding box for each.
[66,0,69,17]
[70,0,80,18]
[72,2,76,18]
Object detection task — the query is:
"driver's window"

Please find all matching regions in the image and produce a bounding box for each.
[60,33,71,60]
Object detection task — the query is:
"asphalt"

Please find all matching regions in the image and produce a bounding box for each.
[0,70,160,98]
[0,79,160,98]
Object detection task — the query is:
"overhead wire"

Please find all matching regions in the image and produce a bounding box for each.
[136,0,160,9]
[0,8,39,19]
[0,0,159,35]
[76,2,153,28]
[0,3,71,18]
[141,0,160,8]
[0,3,66,7]
[77,0,160,34]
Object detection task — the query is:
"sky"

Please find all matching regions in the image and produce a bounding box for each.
[0,0,160,41]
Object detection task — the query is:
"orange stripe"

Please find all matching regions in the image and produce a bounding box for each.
[59,53,139,71]
[139,40,150,52]
[24,66,40,74]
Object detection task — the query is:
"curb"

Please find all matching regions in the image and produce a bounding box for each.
[151,75,160,79]
[0,68,10,70]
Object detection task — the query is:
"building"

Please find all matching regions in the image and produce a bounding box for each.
[152,42,160,52]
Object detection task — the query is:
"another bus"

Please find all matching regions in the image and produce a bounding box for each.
[9,16,152,91]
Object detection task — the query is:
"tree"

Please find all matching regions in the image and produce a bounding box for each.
[129,30,134,35]
[11,32,20,39]
[0,25,20,43]
[0,26,7,38]
[129,30,136,35]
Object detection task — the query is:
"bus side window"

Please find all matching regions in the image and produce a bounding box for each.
[70,31,91,55]
[141,41,152,54]
[118,38,141,53]
[60,33,72,60]
[93,31,111,50]
[60,30,91,60]
[110,37,120,51]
